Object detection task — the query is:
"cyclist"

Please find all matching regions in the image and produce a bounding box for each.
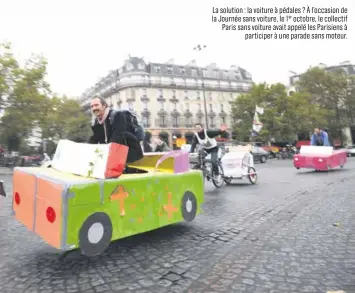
[190,123,228,176]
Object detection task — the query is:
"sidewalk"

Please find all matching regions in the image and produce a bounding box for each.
[0,167,13,175]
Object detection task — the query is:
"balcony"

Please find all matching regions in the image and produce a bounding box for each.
[208,111,216,117]
[126,97,135,102]
[158,109,168,117]
[171,110,181,117]
[141,95,149,102]
[106,79,252,93]
[219,111,227,118]
[169,96,179,103]
[184,110,193,118]
[141,109,151,117]
[196,110,204,117]
[157,95,166,102]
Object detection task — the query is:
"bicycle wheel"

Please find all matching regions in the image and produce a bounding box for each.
[212,162,225,188]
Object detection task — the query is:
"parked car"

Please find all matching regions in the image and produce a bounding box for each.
[220,141,269,163]
[251,146,269,163]
[346,145,355,157]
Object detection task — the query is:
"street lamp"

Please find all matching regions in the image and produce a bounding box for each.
[193,45,209,129]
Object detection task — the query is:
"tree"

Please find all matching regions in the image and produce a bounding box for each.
[296,67,349,141]
[0,44,51,151]
[231,83,327,142]
[344,76,355,126]
[0,43,93,152]
[41,96,91,142]
[0,43,19,110]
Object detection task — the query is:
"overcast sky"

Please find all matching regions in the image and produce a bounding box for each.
[0,0,353,97]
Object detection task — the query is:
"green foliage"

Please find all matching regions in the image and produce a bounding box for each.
[41,96,91,142]
[0,42,91,151]
[230,83,326,142]
[296,67,353,141]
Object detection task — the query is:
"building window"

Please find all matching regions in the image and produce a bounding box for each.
[160,116,166,127]
[180,67,185,75]
[196,91,200,100]
[198,117,202,124]
[172,89,176,97]
[186,117,192,126]
[235,71,241,80]
[208,92,212,100]
[142,88,147,95]
[167,66,173,74]
[230,93,233,99]
[191,69,197,76]
[160,101,164,109]
[158,89,163,97]
[130,88,135,99]
[214,70,219,78]
[138,63,145,70]
[198,104,201,110]
[128,103,134,111]
[173,102,177,110]
[173,117,178,127]
[221,117,226,124]
[220,104,224,111]
[142,117,149,127]
[185,103,189,110]
[184,91,188,99]
[210,117,214,126]
[202,69,207,77]
[126,62,133,70]
[209,104,213,111]
[155,65,161,73]
[144,101,148,110]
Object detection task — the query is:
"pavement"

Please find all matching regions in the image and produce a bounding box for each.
[0,159,355,293]
[0,166,13,175]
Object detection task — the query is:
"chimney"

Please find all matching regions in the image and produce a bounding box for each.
[188,60,196,66]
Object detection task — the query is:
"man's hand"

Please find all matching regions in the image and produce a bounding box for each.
[220,124,228,132]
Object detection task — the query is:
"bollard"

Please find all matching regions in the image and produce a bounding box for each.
[0,180,6,197]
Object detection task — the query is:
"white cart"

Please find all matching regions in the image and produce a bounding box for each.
[220,150,257,184]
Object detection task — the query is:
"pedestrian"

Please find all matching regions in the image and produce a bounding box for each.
[143,135,153,153]
[154,136,170,152]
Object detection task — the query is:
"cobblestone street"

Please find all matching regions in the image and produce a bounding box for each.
[1,160,355,293]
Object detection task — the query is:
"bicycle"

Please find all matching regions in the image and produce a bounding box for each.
[190,149,225,188]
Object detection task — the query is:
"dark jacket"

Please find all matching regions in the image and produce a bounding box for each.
[190,129,222,153]
[155,142,169,152]
[143,141,153,153]
[88,110,143,163]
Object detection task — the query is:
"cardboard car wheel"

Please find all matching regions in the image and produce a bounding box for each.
[181,191,197,222]
[79,212,113,257]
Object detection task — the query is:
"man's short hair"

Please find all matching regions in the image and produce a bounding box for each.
[92,96,108,107]
[195,123,203,127]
